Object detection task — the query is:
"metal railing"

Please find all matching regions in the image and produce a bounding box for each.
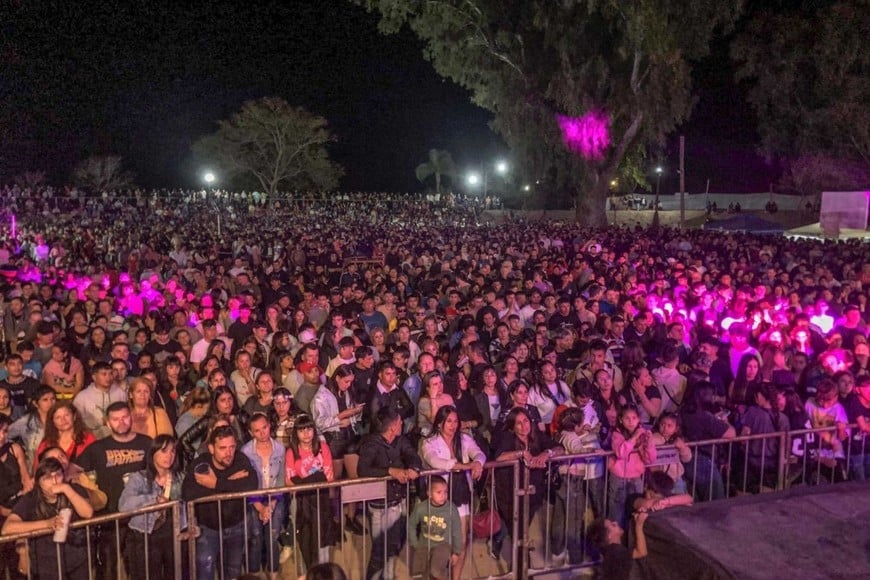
[1,424,864,579]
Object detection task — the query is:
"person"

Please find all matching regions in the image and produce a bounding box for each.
[174,386,212,445]
[368,361,415,434]
[0,413,33,579]
[419,406,486,579]
[650,412,692,495]
[118,435,183,580]
[843,377,870,481]
[619,364,662,428]
[587,512,649,580]
[737,382,790,492]
[680,381,735,501]
[40,342,84,400]
[493,407,562,571]
[241,413,286,579]
[75,401,152,580]
[555,407,605,564]
[243,371,277,417]
[804,379,849,478]
[0,354,41,414]
[285,413,337,575]
[8,385,56,466]
[128,376,174,439]
[2,456,94,580]
[493,380,545,448]
[417,371,454,438]
[182,424,259,580]
[607,404,657,530]
[357,406,423,580]
[408,475,463,580]
[73,361,127,439]
[229,350,261,408]
[631,471,694,514]
[35,401,96,465]
[270,386,298,448]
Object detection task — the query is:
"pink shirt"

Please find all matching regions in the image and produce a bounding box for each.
[285,443,334,483]
[608,429,657,479]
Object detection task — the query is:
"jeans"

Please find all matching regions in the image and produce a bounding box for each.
[685,452,725,501]
[556,475,605,563]
[195,521,245,580]
[366,502,406,580]
[606,475,644,530]
[247,498,286,573]
[848,454,870,481]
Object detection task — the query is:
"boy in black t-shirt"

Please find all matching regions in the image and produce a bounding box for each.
[588,511,648,580]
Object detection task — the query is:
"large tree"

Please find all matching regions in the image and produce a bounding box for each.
[193,97,344,196]
[351,0,742,225]
[415,148,456,193]
[73,155,135,192]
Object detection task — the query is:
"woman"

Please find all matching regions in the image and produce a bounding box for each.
[311,365,364,478]
[493,407,562,570]
[493,380,545,449]
[135,351,155,377]
[118,435,183,580]
[175,329,194,361]
[264,305,285,335]
[241,414,286,580]
[527,361,572,429]
[619,364,663,428]
[680,381,736,501]
[178,386,247,465]
[243,372,277,417]
[80,325,110,381]
[174,387,212,445]
[417,371,454,437]
[285,414,337,575]
[498,356,521,392]
[272,350,296,390]
[9,386,57,466]
[194,356,222,389]
[128,377,174,439]
[419,406,487,580]
[65,309,91,357]
[1,457,94,579]
[271,387,298,449]
[40,342,84,401]
[730,354,761,419]
[592,368,620,447]
[230,350,261,408]
[0,385,23,422]
[157,356,191,425]
[370,327,389,360]
[445,369,484,441]
[473,366,503,447]
[36,401,95,465]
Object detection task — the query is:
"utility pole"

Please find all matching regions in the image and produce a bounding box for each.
[679,135,685,229]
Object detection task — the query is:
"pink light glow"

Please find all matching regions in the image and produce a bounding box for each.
[10,215,15,239]
[557,111,611,160]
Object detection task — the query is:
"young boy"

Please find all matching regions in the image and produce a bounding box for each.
[588,511,648,580]
[408,475,463,580]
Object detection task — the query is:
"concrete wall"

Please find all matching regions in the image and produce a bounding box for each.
[609,192,817,211]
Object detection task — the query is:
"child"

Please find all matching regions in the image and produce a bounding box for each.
[607,405,656,529]
[409,475,463,580]
[651,412,692,495]
[588,512,649,580]
[632,471,694,514]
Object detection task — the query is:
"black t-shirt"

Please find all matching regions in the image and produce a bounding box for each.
[12,483,90,576]
[843,393,870,453]
[0,377,41,411]
[144,339,183,364]
[75,433,151,512]
[681,410,730,457]
[600,542,633,580]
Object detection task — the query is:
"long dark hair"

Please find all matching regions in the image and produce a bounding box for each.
[144,435,179,485]
[504,406,539,447]
[33,457,69,519]
[288,413,321,458]
[429,405,463,460]
[328,364,357,404]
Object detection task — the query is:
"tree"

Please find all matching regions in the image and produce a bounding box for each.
[193,97,344,196]
[73,155,135,192]
[13,170,47,190]
[351,0,742,226]
[415,148,456,193]
[779,154,870,197]
[732,1,869,167]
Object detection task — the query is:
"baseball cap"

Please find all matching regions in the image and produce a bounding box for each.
[298,329,317,343]
[297,361,320,374]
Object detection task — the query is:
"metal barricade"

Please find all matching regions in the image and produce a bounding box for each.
[0,500,183,580]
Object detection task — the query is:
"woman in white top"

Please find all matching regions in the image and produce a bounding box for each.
[419,405,487,580]
[528,361,572,428]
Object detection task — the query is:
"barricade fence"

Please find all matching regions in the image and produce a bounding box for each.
[0,424,864,580]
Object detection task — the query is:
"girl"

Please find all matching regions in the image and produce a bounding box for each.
[118,435,183,580]
[607,405,657,529]
[420,406,487,580]
[285,414,336,575]
[2,457,94,580]
[650,412,692,495]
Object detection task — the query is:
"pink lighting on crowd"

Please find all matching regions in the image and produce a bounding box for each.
[557,111,610,159]
[10,214,15,239]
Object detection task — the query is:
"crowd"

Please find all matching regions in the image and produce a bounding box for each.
[0,185,869,579]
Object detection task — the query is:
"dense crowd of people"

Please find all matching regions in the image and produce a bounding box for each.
[0,185,868,579]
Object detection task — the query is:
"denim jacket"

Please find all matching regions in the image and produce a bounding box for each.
[241,438,286,503]
[118,470,186,534]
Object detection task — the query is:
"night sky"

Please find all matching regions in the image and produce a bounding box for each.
[1,0,778,194]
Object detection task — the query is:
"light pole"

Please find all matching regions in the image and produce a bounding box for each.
[202,171,219,236]
[653,165,663,228]
[467,160,508,198]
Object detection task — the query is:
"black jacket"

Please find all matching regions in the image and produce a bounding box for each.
[357,432,423,505]
[182,451,258,530]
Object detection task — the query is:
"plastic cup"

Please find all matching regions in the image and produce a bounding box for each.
[53,508,72,543]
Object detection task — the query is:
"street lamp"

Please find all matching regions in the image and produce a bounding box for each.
[468,160,508,198]
[203,171,216,186]
[654,166,663,208]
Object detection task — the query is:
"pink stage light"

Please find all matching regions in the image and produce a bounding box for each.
[557,112,610,160]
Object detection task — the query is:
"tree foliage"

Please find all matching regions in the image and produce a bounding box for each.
[732,1,869,167]
[351,0,742,225]
[415,148,456,193]
[193,97,344,196]
[73,155,135,192]
[13,170,47,190]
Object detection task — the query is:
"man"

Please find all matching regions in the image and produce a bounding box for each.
[357,407,423,580]
[402,352,435,410]
[293,361,323,414]
[548,296,581,332]
[76,402,151,579]
[573,339,623,390]
[144,321,182,365]
[183,425,259,580]
[359,295,388,334]
[73,361,127,439]
[352,346,377,403]
[190,319,221,372]
[651,343,687,414]
[0,353,41,413]
[368,361,415,432]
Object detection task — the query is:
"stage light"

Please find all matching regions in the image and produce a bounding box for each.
[467,173,480,186]
[203,172,216,184]
[496,161,508,174]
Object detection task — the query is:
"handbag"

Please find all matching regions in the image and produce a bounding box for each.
[471,475,502,539]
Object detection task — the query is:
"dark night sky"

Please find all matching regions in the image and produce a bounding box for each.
[1,0,778,194]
